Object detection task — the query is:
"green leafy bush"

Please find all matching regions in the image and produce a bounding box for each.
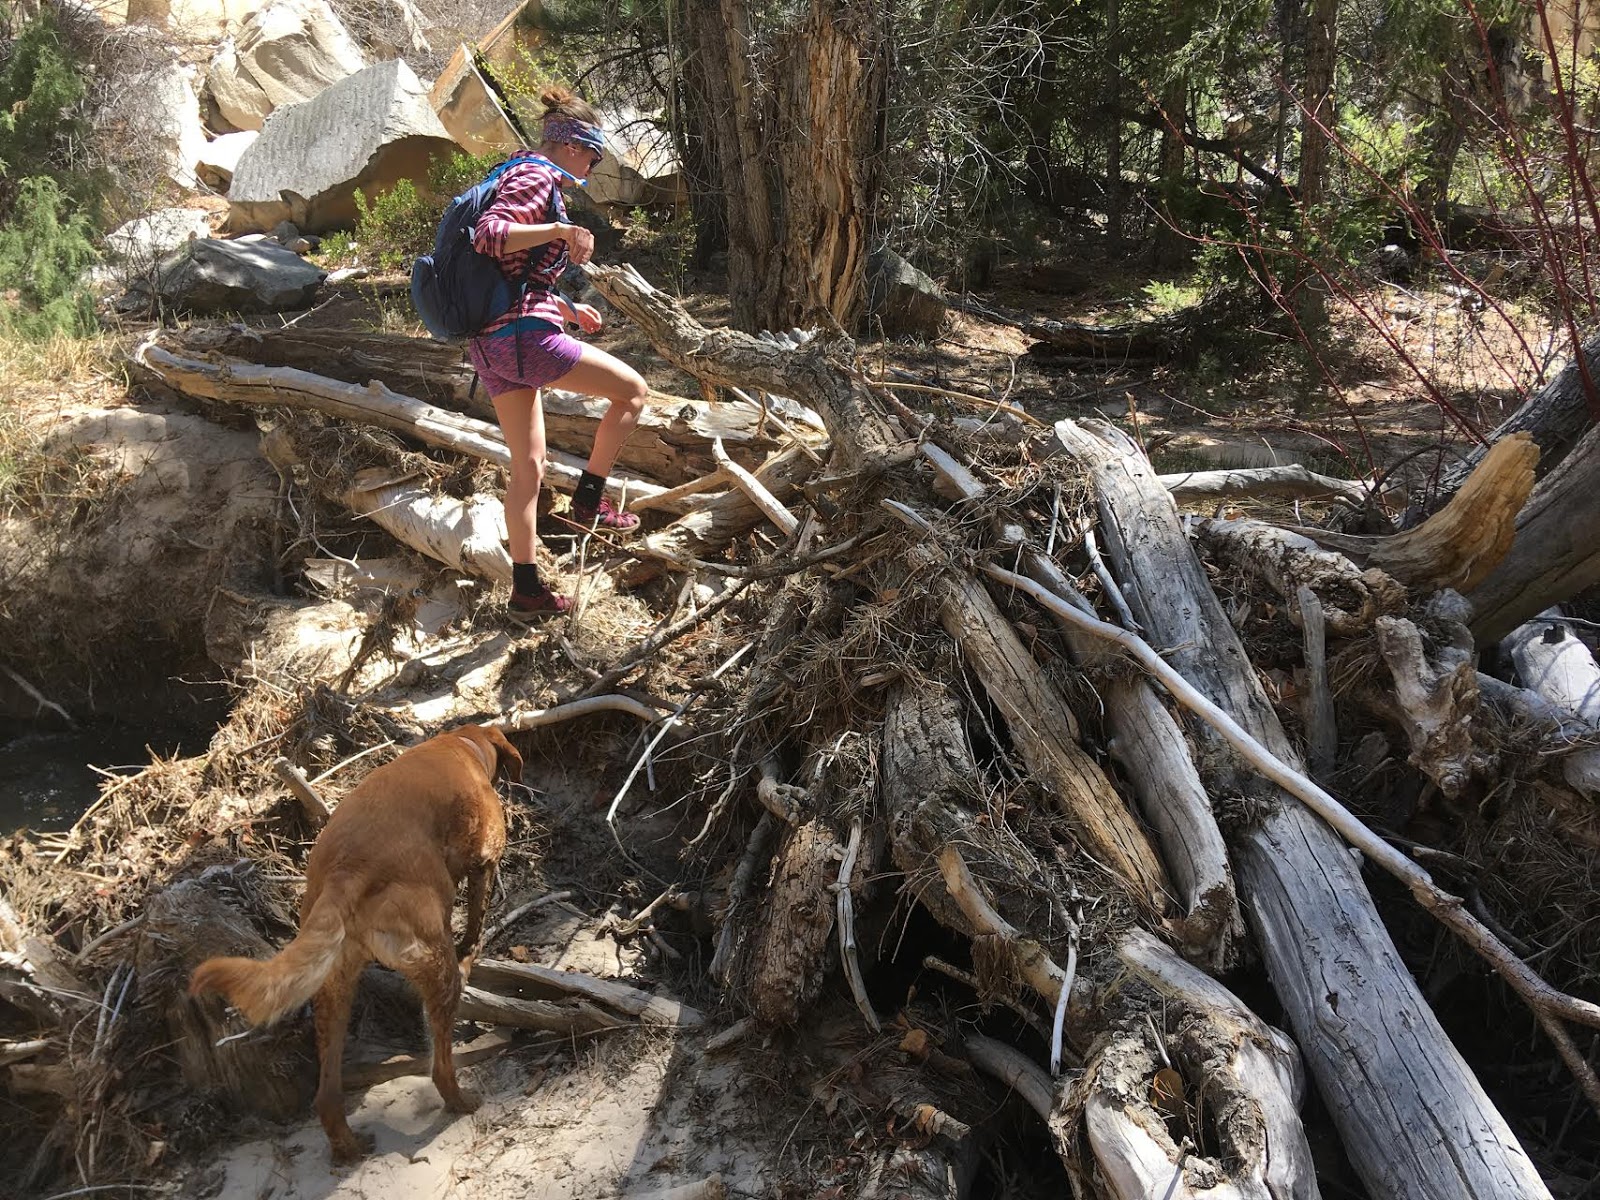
[352,151,505,271]
[0,5,102,338]
[0,173,98,341]
[0,3,99,220]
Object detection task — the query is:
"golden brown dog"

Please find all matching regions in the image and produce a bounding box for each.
[189,722,522,1164]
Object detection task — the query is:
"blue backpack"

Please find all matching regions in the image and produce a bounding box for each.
[410,152,555,340]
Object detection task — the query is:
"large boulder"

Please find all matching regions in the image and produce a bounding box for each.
[123,237,325,314]
[203,0,365,132]
[227,58,456,233]
[206,37,274,131]
[866,248,947,339]
[131,60,209,191]
[429,43,526,156]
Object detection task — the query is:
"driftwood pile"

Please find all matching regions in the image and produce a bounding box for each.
[7,261,1600,1198]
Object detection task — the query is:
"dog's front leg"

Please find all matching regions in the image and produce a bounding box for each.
[456,861,497,978]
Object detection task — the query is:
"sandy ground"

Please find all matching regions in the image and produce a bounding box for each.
[175,901,810,1200]
[182,1031,774,1200]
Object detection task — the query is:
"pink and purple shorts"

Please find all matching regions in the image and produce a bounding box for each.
[467,320,586,398]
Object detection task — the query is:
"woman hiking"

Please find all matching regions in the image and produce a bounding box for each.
[471,86,647,622]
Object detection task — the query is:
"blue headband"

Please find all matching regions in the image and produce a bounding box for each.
[544,114,606,156]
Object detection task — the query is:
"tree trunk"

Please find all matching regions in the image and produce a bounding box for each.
[1051,418,1553,1200]
[695,0,777,331]
[770,0,884,332]
[687,0,882,333]
[1103,0,1124,250]
[1468,422,1600,642]
[1153,74,1190,268]
[1294,0,1338,324]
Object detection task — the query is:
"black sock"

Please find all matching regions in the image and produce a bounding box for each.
[573,471,606,512]
[512,561,542,596]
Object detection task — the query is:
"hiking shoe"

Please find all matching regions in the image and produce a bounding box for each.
[506,586,571,623]
[566,496,641,534]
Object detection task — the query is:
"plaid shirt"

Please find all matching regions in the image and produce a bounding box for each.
[471,158,571,335]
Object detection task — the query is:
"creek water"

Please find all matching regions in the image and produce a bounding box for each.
[1,717,217,835]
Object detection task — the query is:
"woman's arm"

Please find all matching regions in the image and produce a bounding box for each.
[473,166,596,264]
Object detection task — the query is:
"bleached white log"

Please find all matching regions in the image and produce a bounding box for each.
[1159,463,1394,506]
[138,342,670,508]
[343,472,512,585]
[1504,610,1600,797]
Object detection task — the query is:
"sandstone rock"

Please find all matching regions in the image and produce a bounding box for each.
[206,38,273,132]
[227,58,455,234]
[204,0,365,131]
[866,248,947,339]
[124,237,325,314]
[430,43,525,156]
[196,130,259,190]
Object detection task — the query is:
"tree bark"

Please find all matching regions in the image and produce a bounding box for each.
[770,0,884,332]
[1051,418,1552,1200]
[686,0,882,332]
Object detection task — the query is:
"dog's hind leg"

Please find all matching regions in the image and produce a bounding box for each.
[399,942,480,1116]
[312,956,373,1165]
[455,860,499,975]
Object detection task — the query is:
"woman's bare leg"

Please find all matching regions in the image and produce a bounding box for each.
[551,343,648,477]
[491,387,547,564]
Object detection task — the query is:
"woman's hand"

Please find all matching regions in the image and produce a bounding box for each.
[564,223,595,265]
[571,303,604,334]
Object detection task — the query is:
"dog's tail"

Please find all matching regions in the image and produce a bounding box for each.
[188,877,356,1026]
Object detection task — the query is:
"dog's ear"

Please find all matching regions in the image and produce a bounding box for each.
[478,724,525,786]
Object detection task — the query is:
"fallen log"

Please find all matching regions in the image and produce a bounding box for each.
[1003,538,1240,965]
[454,985,618,1034]
[1112,930,1318,1199]
[1503,611,1600,797]
[1049,417,1554,1200]
[343,471,513,586]
[584,263,902,471]
[469,959,705,1027]
[159,326,817,482]
[1468,422,1600,643]
[1158,464,1397,507]
[1289,431,1537,593]
[1189,515,1407,636]
[933,566,1169,912]
[950,294,1203,360]
[141,341,675,508]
